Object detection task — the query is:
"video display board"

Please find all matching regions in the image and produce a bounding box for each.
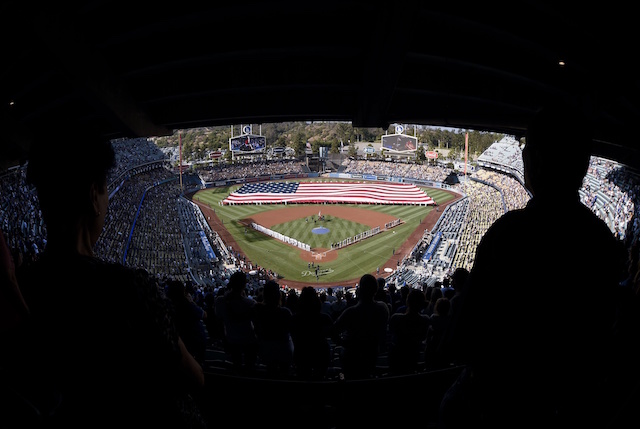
[229,135,266,153]
[381,134,418,152]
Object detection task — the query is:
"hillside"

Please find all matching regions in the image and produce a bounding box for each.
[153,122,504,163]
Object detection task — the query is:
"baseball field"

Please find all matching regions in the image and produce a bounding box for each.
[190,180,459,288]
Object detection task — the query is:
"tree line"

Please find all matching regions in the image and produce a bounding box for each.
[154,122,507,163]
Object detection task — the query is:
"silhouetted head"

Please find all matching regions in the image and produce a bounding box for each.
[166,280,186,302]
[297,286,321,313]
[524,102,593,197]
[406,288,426,313]
[228,271,247,294]
[434,297,451,317]
[26,128,115,252]
[262,280,281,306]
[451,267,470,292]
[357,273,378,301]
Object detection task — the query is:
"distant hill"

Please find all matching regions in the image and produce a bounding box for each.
[153,121,505,163]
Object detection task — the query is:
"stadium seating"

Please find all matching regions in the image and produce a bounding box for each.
[200,359,464,429]
[3,138,640,429]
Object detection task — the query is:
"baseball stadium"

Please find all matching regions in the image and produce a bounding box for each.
[2,129,639,427]
[3,2,640,429]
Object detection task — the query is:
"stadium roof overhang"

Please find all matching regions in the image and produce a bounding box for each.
[2,1,639,169]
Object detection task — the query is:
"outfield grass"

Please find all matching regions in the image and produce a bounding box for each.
[192,182,455,285]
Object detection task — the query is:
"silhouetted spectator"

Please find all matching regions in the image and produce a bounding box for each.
[332,273,390,379]
[325,287,337,303]
[319,290,333,317]
[216,270,258,372]
[375,276,392,312]
[283,288,299,314]
[387,282,399,309]
[329,289,348,320]
[392,285,411,314]
[203,288,221,346]
[423,297,451,371]
[0,228,28,334]
[438,267,470,366]
[7,130,206,428]
[387,288,429,374]
[166,279,208,366]
[440,103,629,428]
[424,285,442,317]
[290,286,333,380]
[253,280,294,376]
[448,267,469,316]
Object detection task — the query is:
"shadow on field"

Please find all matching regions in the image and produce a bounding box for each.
[238,218,276,242]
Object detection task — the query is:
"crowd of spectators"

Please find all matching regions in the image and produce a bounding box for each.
[97,162,252,289]
[2,138,637,298]
[108,137,168,183]
[448,178,506,271]
[198,159,305,183]
[440,169,530,273]
[474,138,638,243]
[0,167,44,266]
[341,158,451,182]
[96,166,174,267]
[3,132,640,428]
[3,135,639,295]
[475,135,524,180]
[473,168,530,212]
[121,173,188,278]
[0,138,248,297]
[582,156,639,241]
[371,141,639,288]
[201,272,465,379]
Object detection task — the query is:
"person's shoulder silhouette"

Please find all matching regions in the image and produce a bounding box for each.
[290,286,333,380]
[442,101,629,428]
[10,128,206,428]
[388,288,429,374]
[252,280,293,376]
[166,279,208,366]
[219,270,258,372]
[332,273,390,379]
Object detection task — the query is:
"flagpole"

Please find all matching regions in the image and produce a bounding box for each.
[179,131,183,191]
[464,132,469,177]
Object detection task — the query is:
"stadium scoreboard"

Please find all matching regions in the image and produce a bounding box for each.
[381,133,418,153]
[229,134,266,153]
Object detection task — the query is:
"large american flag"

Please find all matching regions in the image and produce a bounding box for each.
[222,181,435,205]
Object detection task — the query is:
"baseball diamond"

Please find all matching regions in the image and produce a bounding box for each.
[191,182,459,289]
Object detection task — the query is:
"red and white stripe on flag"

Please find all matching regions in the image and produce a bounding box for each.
[222,182,435,205]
